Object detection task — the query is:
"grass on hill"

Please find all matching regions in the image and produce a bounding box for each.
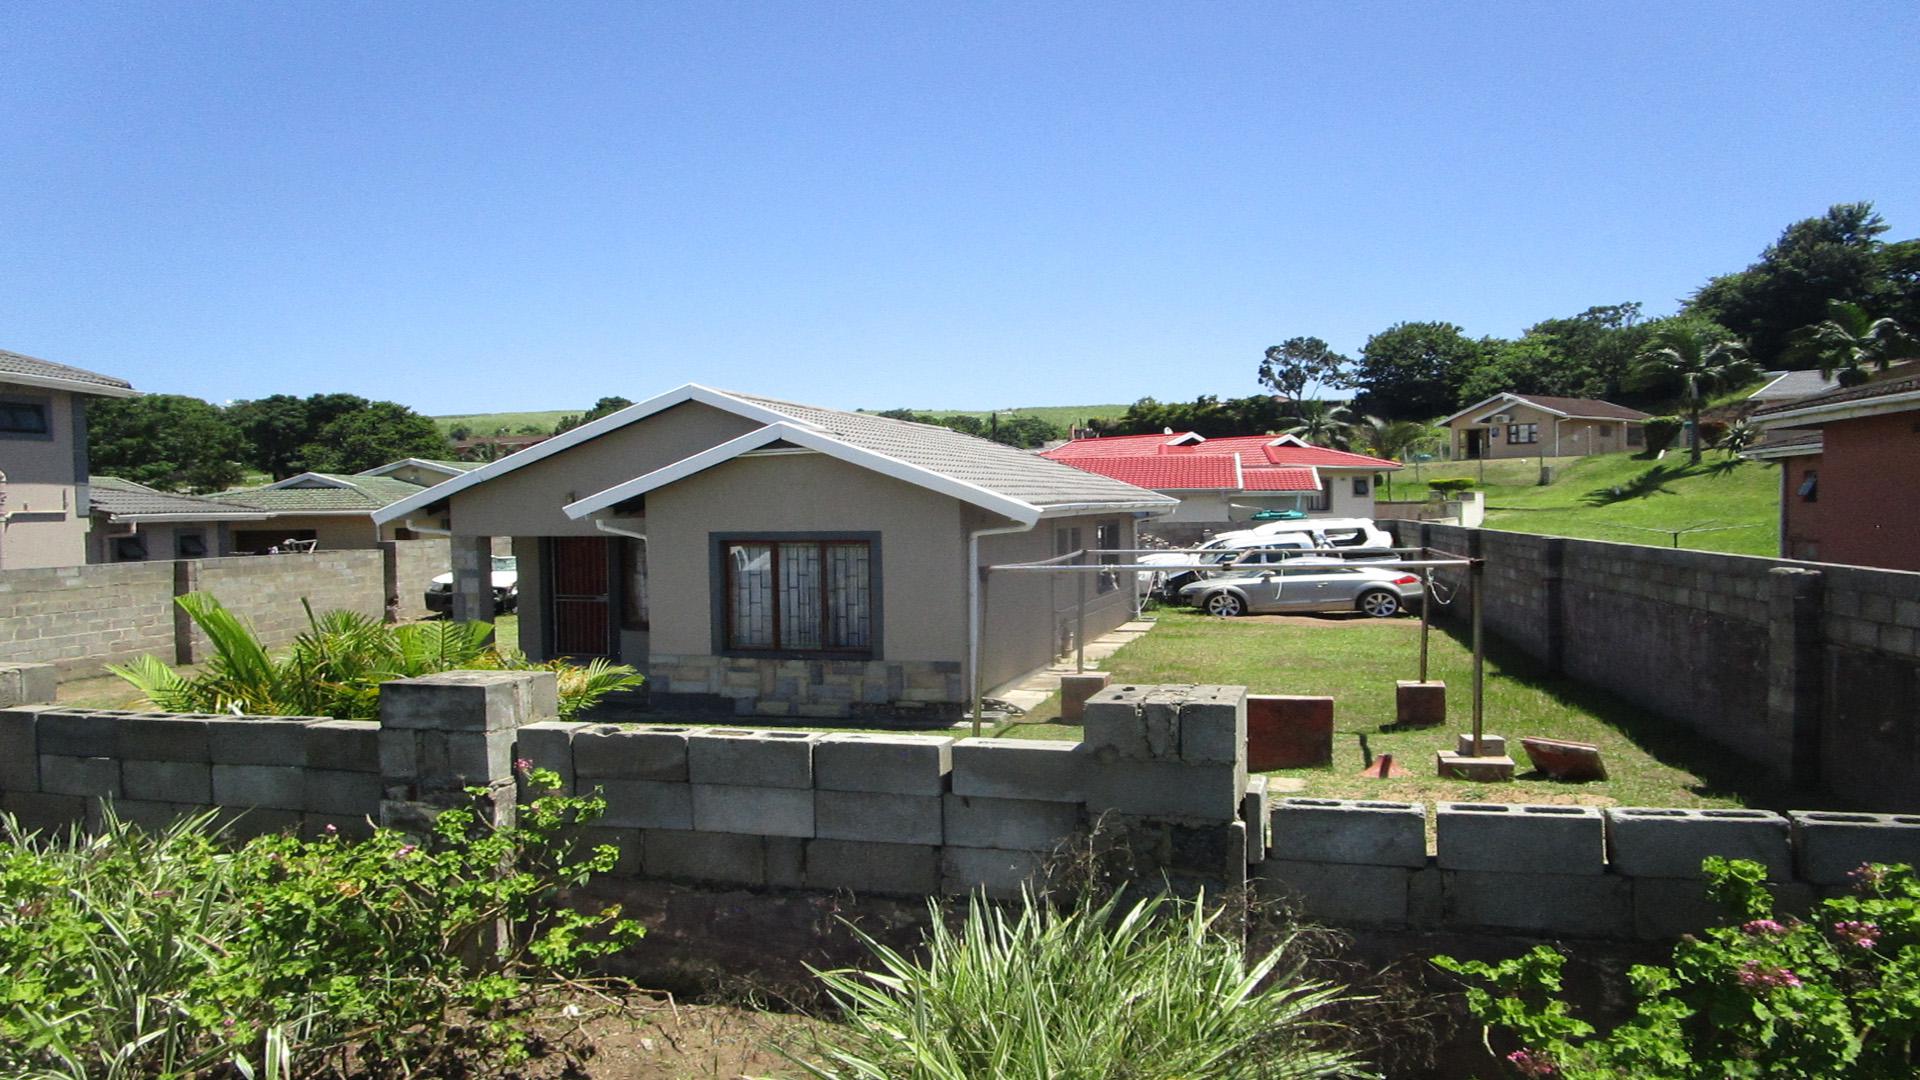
[894,403,1134,429]
[432,402,1135,438]
[430,410,576,437]
[1387,450,1779,556]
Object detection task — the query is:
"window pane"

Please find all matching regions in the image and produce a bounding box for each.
[825,543,872,649]
[728,543,775,647]
[0,402,48,434]
[780,543,823,649]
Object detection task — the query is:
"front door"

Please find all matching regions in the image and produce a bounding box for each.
[549,536,613,658]
[1465,429,1484,459]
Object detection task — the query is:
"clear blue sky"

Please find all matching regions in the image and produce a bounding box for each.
[4,1,1916,416]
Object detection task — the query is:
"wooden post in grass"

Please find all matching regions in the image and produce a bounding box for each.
[1418,568,1432,682]
[1076,569,1087,674]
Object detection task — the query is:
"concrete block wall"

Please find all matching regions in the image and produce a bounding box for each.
[647,653,968,720]
[383,538,452,622]
[1389,522,1920,810]
[188,551,385,662]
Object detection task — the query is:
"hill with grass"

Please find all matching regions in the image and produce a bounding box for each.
[432,402,1132,438]
[1389,450,1779,556]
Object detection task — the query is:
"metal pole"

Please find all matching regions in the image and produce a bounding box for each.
[1470,557,1485,756]
[972,564,988,739]
[1075,569,1087,674]
[1418,569,1431,683]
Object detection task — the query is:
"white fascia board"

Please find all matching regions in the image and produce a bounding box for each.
[1438,394,1516,426]
[372,383,802,526]
[564,422,1045,525]
[1751,390,1920,429]
[1740,441,1823,461]
[1035,499,1180,519]
[357,458,465,478]
[110,511,275,523]
[258,472,359,491]
[0,372,140,398]
[1264,434,1312,448]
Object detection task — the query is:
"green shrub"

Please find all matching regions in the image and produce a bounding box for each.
[0,770,642,1077]
[1643,416,1685,454]
[1435,858,1920,1078]
[1428,478,1476,495]
[111,592,643,721]
[796,887,1369,1079]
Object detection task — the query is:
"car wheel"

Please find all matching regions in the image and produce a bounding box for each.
[1203,592,1245,617]
[1357,589,1401,618]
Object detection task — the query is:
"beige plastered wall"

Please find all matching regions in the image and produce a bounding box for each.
[974,510,1138,693]
[0,387,90,569]
[1450,402,1639,460]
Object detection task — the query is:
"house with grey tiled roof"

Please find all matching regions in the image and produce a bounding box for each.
[86,476,271,563]
[218,470,451,554]
[372,383,1175,718]
[1,348,140,569]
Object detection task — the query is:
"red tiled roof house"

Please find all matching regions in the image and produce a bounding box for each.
[1041,431,1398,525]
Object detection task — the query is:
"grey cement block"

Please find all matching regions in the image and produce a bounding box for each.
[1242,777,1271,862]
[36,712,120,757]
[301,813,376,841]
[1105,817,1248,888]
[515,721,583,792]
[952,738,1087,802]
[944,793,1084,852]
[813,733,953,795]
[416,729,516,788]
[1084,758,1244,823]
[122,760,212,804]
[643,828,764,886]
[687,730,816,788]
[379,672,531,732]
[574,725,690,781]
[766,836,806,888]
[815,790,943,845]
[1789,810,1920,884]
[116,716,211,762]
[303,769,382,816]
[40,755,119,797]
[1258,859,1413,928]
[212,805,303,841]
[1442,870,1631,938]
[597,779,694,830]
[1270,798,1427,868]
[574,826,644,878]
[1437,803,1605,875]
[941,846,1047,899]
[1083,684,1179,761]
[211,764,306,810]
[111,798,203,834]
[303,720,379,773]
[691,783,815,837]
[1605,807,1792,880]
[0,709,39,792]
[2,791,85,836]
[1177,685,1247,765]
[0,663,56,707]
[807,839,940,895]
[1630,877,1819,941]
[208,717,313,765]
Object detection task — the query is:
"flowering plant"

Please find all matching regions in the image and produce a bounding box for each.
[1435,858,1919,1078]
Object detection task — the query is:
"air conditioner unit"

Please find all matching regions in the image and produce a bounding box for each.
[1488,413,1512,423]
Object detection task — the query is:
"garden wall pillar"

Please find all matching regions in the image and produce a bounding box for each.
[1766,567,1825,789]
[376,670,558,835]
[449,534,495,631]
[172,560,201,664]
[1542,538,1568,674]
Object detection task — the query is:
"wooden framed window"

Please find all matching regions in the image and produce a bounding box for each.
[1507,423,1539,444]
[721,538,873,655]
[1095,521,1120,594]
[620,538,649,630]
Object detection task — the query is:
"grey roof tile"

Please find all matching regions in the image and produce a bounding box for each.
[0,348,134,392]
[89,476,265,520]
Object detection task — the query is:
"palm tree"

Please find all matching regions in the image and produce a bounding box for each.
[1351,416,1443,500]
[1631,326,1760,465]
[1787,300,1913,387]
[1284,400,1355,449]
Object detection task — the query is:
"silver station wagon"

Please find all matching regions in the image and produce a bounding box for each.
[1177,558,1424,618]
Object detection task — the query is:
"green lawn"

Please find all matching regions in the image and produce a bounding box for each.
[1391,451,1779,556]
[431,410,576,437]
[898,403,1134,429]
[995,609,1796,810]
[433,402,1135,439]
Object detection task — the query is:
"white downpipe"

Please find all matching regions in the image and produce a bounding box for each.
[592,519,647,542]
[402,517,452,537]
[968,519,1037,736]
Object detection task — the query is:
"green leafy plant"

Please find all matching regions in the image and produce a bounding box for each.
[1642,415,1685,454]
[1435,858,1920,1078]
[1429,478,1477,495]
[111,592,643,721]
[0,769,643,1078]
[795,886,1371,1079]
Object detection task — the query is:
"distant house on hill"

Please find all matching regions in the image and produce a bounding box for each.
[1440,393,1650,460]
[1041,432,1398,524]
[0,348,139,569]
[1747,369,1920,570]
[218,459,480,553]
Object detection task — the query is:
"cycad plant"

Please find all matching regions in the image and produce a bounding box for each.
[1285,400,1357,450]
[111,592,642,721]
[796,887,1370,1079]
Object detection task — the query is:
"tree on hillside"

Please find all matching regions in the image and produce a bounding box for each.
[225,392,374,479]
[1350,416,1441,499]
[989,414,1062,448]
[1631,323,1760,465]
[552,396,635,435]
[1348,322,1484,419]
[1521,302,1648,399]
[1284,400,1355,449]
[299,401,451,474]
[1257,337,1350,417]
[1785,300,1914,386]
[1686,202,1907,366]
[89,394,248,493]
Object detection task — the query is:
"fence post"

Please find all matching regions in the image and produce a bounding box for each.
[1542,538,1567,675]
[449,535,496,639]
[376,670,558,835]
[172,560,201,665]
[1766,567,1825,790]
[378,540,400,624]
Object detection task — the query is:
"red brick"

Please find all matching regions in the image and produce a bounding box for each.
[1247,694,1332,771]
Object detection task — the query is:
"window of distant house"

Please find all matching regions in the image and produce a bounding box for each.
[1626,426,1645,447]
[621,538,649,630]
[1353,476,1370,496]
[1095,521,1120,594]
[0,398,50,437]
[1598,424,1615,437]
[1507,423,1539,444]
[1797,470,1818,503]
[722,538,873,655]
[175,532,208,559]
[112,536,147,562]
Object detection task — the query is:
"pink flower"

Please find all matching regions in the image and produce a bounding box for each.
[393,844,418,860]
[323,823,338,836]
[1736,961,1802,990]
[1848,864,1886,890]
[515,757,534,774]
[1506,1048,1558,1077]
[1742,919,1787,936]
[1833,920,1879,950]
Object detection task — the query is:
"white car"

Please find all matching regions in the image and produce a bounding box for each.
[1143,518,1397,598]
[424,556,519,615]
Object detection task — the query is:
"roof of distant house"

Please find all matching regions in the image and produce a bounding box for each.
[1749,370,1845,401]
[88,476,270,521]
[1441,393,1650,425]
[1739,429,1823,460]
[1751,370,1920,427]
[1038,432,1394,493]
[0,348,139,397]
[221,472,429,513]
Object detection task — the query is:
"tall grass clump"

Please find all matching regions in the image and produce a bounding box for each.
[111,591,643,721]
[797,886,1372,1079]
